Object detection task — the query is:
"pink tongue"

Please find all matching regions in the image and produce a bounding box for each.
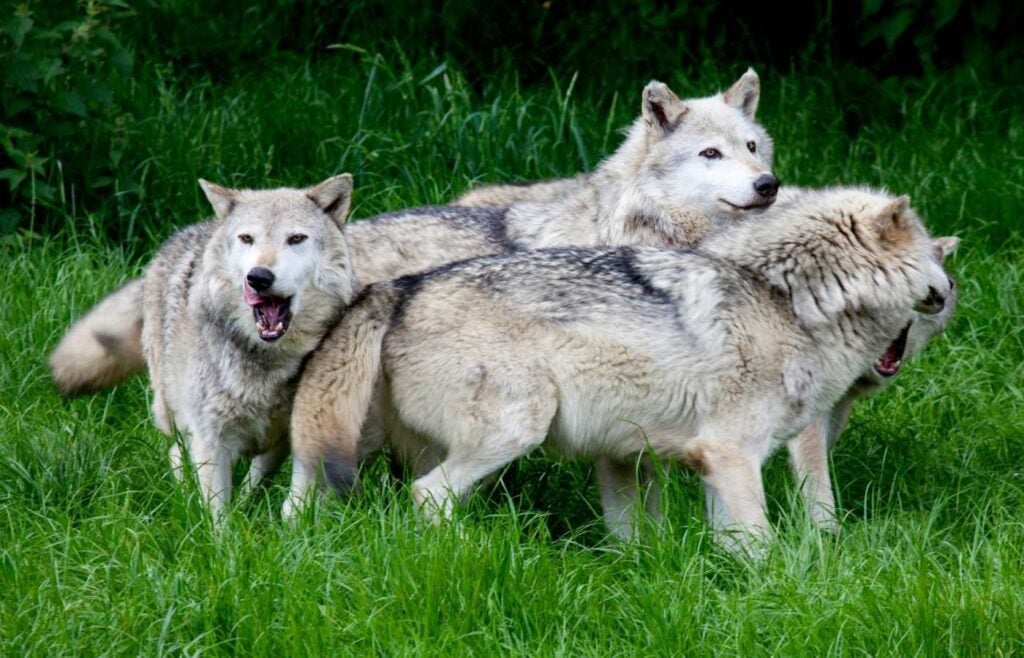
[244,284,264,307]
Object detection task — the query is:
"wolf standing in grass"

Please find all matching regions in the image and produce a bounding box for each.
[142,175,357,517]
[287,188,952,549]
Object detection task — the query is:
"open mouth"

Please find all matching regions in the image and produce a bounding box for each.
[719,198,775,211]
[874,323,911,377]
[243,282,293,342]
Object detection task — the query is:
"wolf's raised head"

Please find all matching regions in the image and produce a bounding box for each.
[198,175,357,348]
[629,69,777,220]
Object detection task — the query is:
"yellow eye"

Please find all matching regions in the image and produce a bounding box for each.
[238,234,253,245]
[747,141,757,153]
[699,148,722,159]
[287,234,308,245]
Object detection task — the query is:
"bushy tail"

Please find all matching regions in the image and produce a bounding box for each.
[290,284,400,496]
[49,278,146,396]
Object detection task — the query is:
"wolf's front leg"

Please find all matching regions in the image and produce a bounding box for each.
[189,433,234,520]
[788,395,857,532]
[689,440,770,554]
[787,417,839,532]
[595,456,662,540]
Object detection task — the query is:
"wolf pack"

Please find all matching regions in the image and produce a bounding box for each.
[49,70,959,554]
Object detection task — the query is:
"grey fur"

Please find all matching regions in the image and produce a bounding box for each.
[287,187,954,552]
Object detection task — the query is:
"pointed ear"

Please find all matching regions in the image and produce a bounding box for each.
[723,68,760,119]
[642,81,687,134]
[307,173,354,226]
[873,194,913,243]
[932,236,960,262]
[198,179,237,221]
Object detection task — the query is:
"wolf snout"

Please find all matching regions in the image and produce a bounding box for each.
[914,286,946,315]
[753,174,779,199]
[246,267,276,292]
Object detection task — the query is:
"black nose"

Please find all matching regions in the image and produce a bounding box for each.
[914,286,945,315]
[246,267,275,292]
[753,174,780,198]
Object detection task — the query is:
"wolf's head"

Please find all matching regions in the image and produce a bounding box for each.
[707,188,953,336]
[629,69,778,220]
[199,175,356,347]
[865,235,959,384]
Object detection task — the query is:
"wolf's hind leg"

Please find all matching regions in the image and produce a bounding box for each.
[596,455,662,540]
[282,455,318,521]
[411,391,556,521]
[412,444,536,522]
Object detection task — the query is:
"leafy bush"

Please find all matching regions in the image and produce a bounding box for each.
[0,1,133,232]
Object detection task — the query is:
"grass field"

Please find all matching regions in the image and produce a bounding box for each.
[2,50,1023,655]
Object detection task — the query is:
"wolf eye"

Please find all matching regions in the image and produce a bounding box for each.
[699,148,722,159]
[747,141,757,153]
[287,234,308,245]
[238,234,253,245]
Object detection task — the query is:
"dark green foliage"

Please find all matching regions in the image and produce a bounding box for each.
[0,1,133,232]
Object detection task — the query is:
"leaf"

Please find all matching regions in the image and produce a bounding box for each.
[5,55,41,93]
[880,10,914,48]
[0,168,27,191]
[2,15,33,48]
[52,90,87,117]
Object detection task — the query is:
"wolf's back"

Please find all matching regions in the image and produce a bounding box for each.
[452,176,583,207]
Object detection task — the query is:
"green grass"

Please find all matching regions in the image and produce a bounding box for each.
[2,50,1024,655]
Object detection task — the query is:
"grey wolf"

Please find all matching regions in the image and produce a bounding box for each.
[285,187,952,550]
[452,68,772,211]
[143,176,358,517]
[50,69,777,396]
[788,235,959,530]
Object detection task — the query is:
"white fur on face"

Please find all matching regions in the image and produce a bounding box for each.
[644,96,775,219]
[221,192,339,314]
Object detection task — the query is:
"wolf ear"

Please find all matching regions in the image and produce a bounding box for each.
[872,194,912,243]
[198,179,237,221]
[932,236,960,261]
[723,68,760,119]
[307,173,354,227]
[642,81,687,134]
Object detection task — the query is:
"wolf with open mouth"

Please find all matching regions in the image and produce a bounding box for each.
[141,175,357,519]
[787,234,960,530]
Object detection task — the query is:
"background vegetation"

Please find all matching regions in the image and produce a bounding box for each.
[1,1,1022,654]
